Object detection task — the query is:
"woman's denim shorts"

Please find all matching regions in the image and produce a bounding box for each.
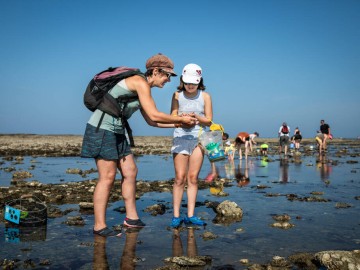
[81,124,132,160]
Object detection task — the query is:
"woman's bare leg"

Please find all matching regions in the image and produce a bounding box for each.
[94,159,117,231]
[117,154,139,220]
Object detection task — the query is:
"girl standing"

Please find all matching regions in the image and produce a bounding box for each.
[170,63,213,228]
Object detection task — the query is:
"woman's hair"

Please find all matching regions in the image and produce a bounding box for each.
[176,76,206,91]
[144,69,155,77]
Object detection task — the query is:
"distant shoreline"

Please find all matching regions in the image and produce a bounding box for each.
[1,133,359,157]
[0,133,359,141]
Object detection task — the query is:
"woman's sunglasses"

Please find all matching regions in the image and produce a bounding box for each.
[160,69,172,79]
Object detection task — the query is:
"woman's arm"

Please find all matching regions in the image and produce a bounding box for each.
[126,76,195,126]
[140,109,176,128]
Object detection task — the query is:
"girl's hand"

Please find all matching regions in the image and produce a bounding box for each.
[181,115,197,127]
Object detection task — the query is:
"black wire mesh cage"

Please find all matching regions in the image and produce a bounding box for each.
[4,195,47,227]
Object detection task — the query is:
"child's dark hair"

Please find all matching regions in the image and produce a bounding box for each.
[177,76,206,91]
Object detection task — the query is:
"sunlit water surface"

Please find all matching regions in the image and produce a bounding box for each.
[1,145,359,269]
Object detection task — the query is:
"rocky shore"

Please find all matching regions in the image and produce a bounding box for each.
[1,134,359,157]
[1,134,360,269]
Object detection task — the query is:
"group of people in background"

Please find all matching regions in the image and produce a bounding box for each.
[223,119,332,160]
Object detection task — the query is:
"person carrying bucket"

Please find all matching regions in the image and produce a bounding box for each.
[170,63,213,228]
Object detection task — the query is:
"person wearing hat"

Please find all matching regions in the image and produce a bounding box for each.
[278,122,290,156]
[81,54,197,236]
[169,63,213,228]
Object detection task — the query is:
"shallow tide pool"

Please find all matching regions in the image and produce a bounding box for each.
[1,146,360,269]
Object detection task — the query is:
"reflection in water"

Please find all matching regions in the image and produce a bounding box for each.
[279,158,289,183]
[205,162,219,182]
[4,225,47,243]
[93,234,109,270]
[120,228,142,270]
[235,160,250,187]
[316,154,332,181]
[172,228,197,258]
[224,160,235,179]
[93,228,142,270]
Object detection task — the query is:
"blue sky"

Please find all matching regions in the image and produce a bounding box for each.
[1,0,359,138]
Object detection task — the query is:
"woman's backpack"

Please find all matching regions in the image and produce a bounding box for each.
[83,67,144,146]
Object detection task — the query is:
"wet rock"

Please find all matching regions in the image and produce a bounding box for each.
[270,255,292,267]
[55,194,64,201]
[164,255,212,266]
[314,250,360,270]
[235,227,245,233]
[286,194,330,202]
[310,191,324,195]
[47,205,65,218]
[39,259,51,266]
[272,214,291,222]
[144,203,166,216]
[64,215,85,226]
[271,222,295,229]
[212,215,242,225]
[255,184,270,189]
[239,258,249,265]
[4,166,16,172]
[0,259,16,269]
[288,252,318,270]
[335,202,352,209]
[215,200,243,218]
[201,231,218,240]
[66,168,82,174]
[205,200,220,212]
[23,259,36,268]
[265,193,282,197]
[12,170,33,179]
[79,202,94,210]
[247,263,266,270]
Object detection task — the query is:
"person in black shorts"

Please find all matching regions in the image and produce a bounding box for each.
[291,127,302,151]
[320,120,332,151]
